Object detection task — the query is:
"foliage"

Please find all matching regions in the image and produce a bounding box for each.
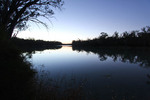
[11,37,62,52]
[0,0,64,40]
[0,42,36,100]
[72,26,150,47]
[99,32,108,39]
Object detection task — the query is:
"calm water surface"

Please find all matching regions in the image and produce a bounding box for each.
[27,46,150,100]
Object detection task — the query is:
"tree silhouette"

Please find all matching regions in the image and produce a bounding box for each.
[0,0,64,40]
[99,32,108,39]
[72,26,150,47]
[112,31,119,39]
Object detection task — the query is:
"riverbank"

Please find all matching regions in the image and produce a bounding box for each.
[72,26,150,47]
[11,37,62,52]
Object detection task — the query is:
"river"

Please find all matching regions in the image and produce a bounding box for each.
[26,45,150,100]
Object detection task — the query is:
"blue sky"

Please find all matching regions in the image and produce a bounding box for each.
[17,0,150,43]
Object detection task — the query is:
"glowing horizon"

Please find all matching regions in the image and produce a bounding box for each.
[17,0,150,44]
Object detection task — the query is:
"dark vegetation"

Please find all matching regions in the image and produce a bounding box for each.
[0,42,36,100]
[0,0,86,99]
[0,42,85,100]
[0,0,64,99]
[72,26,150,47]
[0,42,84,100]
[1,1,150,99]
[0,0,63,40]
[0,0,88,99]
[11,37,62,52]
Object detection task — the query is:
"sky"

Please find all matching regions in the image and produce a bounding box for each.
[17,0,150,43]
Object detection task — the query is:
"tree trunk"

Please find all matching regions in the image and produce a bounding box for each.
[0,26,7,40]
[0,25,13,41]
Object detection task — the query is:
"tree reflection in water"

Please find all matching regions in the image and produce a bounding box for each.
[72,46,150,68]
[72,46,150,99]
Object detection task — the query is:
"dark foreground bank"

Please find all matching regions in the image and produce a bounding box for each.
[0,42,35,100]
[0,41,84,100]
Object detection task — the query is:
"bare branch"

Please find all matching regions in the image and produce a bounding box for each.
[0,0,64,39]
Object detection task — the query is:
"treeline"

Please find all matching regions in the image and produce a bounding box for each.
[11,37,62,52]
[72,26,150,47]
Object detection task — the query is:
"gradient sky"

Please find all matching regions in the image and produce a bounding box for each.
[17,0,150,43]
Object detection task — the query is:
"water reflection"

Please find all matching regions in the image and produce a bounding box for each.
[72,46,150,67]
[27,46,150,100]
[0,45,62,100]
[22,45,62,54]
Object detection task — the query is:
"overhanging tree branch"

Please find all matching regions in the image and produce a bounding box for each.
[0,0,64,40]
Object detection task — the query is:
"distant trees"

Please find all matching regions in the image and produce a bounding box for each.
[0,0,64,41]
[11,37,62,51]
[99,32,108,39]
[72,26,150,47]
[112,31,119,39]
